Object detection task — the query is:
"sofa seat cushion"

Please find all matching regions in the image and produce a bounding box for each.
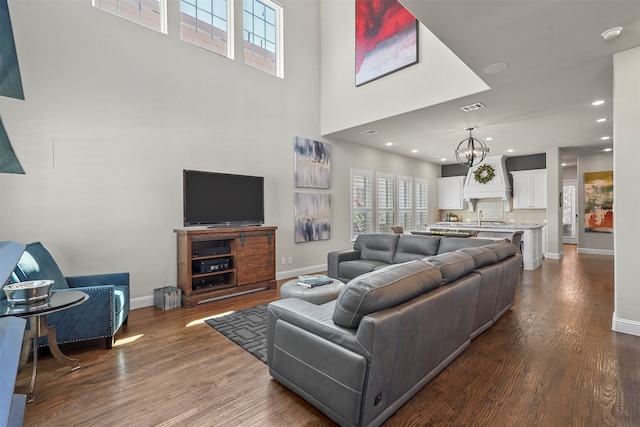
[338,259,389,281]
[333,260,442,328]
[11,242,69,290]
[424,252,475,285]
[353,233,399,264]
[393,235,441,264]
[483,242,517,261]
[436,237,495,255]
[456,247,498,268]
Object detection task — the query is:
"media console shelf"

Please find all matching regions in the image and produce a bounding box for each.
[174,226,277,307]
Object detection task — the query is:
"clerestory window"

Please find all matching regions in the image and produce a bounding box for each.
[93,0,167,33]
[180,0,234,58]
[243,0,283,77]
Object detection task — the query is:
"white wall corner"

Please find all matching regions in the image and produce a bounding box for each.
[612,313,640,337]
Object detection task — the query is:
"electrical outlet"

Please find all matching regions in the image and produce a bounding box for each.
[281,257,286,265]
[288,256,293,264]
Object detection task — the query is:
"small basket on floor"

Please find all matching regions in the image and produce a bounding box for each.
[154,286,182,310]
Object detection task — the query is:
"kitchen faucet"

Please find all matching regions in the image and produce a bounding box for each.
[477,210,483,226]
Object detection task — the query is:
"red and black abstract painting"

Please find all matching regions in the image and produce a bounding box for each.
[355,0,418,86]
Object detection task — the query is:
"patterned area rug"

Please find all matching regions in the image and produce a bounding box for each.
[205,304,268,364]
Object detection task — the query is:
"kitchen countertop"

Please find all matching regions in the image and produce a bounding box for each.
[429,222,544,230]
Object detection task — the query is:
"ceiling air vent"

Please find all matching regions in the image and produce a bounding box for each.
[360,129,378,135]
[460,102,485,112]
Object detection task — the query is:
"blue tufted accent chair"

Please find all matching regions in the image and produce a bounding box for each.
[7,242,130,349]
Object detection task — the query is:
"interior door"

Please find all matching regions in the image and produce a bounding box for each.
[562,180,577,244]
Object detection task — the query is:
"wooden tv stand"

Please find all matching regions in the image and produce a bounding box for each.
[174,226,277,307]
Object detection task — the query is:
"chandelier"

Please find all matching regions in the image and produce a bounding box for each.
[455,127,489,167]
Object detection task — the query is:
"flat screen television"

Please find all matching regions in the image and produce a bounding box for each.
[183,170,264,227]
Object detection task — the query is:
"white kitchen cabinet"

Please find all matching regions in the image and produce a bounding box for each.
[437,176,465,210]
[512,169,547,209]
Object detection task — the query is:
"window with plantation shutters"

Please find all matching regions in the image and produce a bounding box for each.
[376,172,395,234]
[414,178,429,230]
[351,169,430,238]
[94,0,167,33]
[351,169,373,239]
[397,176,413,231]
[180,0,233,58]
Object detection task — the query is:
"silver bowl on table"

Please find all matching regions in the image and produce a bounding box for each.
[3,280,54,304]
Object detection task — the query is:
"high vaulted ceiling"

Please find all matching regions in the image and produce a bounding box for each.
[329,0,640,166]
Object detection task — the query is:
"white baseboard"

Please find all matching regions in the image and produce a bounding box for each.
[131,295,154,310]
[612,313,640,337]
[577,248,614,256]
[276,264,328,280]
[544,251,564,260]
[129,264,329,311]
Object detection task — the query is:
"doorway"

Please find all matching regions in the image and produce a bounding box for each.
[563,180,577,244]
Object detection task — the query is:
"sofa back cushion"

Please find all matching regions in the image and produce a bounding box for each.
[354,233,399,264]
[424,251,475,285]
[12,242,69,290]
[483,242,517,261]
[456,246,498,268]
[393,235,441,264]
[436,237,495,255]
[333,260,442,328]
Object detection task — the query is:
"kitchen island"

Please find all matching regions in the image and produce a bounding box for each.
[421,222,544,270]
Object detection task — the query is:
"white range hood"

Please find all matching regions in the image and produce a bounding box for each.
[463,155,512,212]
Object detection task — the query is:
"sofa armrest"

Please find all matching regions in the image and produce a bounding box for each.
[65,272,129,288]
[267,299,371,359]
[327,250,361,279]
[40,286,115,347]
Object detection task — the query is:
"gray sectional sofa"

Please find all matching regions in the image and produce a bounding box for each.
[328,233,499,283]
[267,236,521,427]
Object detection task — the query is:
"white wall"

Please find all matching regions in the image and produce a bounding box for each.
[0,0,440,304]
[577,152,614,254]
[319,0,488,136]
[613,47,640,336]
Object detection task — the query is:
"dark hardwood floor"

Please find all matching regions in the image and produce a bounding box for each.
[16,245,640,426]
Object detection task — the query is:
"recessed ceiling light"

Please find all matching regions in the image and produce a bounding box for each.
[483,62,509,74]
[411,149,418,153]
[440,158,447,162]
[562,163,567,167]
[386,142,393,146]
[601,136,611,140]
[596,118,608,123]
[604,148,613,152]
[485,137,493,141]
[601,26,623,41]
[592,100,606,106]
[506,149,514,153]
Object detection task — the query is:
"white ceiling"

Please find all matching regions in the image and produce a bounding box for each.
[326,0,640,167]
